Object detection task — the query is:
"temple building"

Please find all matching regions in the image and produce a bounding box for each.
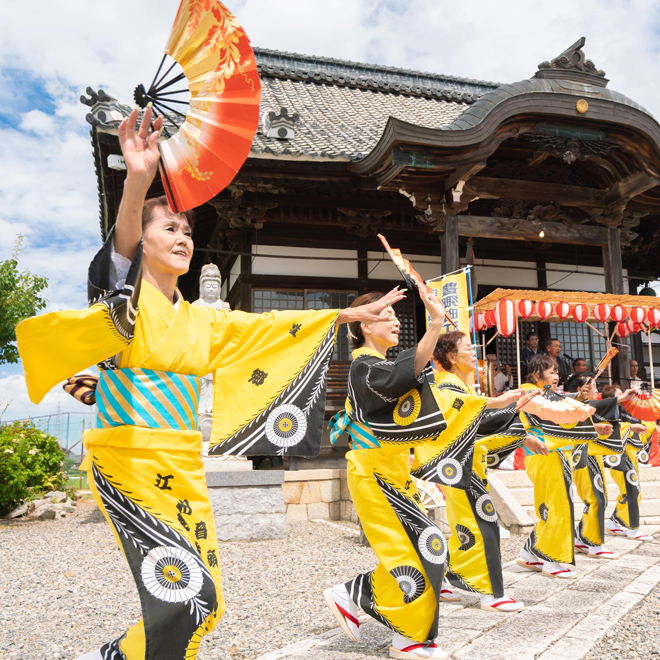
[82,38,660,459]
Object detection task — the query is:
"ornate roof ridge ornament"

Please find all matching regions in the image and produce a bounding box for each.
[264,107,300,140]
[534,37,608,88]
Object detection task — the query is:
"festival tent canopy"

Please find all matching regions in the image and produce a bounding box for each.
[473,288,660,325]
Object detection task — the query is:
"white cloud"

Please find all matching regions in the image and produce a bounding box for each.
[0,373,92,422]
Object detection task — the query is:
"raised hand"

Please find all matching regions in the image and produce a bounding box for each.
[418,282,445,324]
[337,287,405,325]
[118,105,163,186]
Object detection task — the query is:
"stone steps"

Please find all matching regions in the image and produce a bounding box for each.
[494,464,660,527]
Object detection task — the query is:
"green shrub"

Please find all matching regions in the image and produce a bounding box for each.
[0,420,65,515]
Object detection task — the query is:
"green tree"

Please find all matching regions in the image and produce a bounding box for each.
[0,237,48,365]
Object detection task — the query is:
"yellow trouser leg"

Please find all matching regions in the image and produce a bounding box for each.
[574,456,607,546]
[524,451,575,564]
[443,443,502,597]
[610,447,641,530]
[88,445,225,660]
[346,448,444,642]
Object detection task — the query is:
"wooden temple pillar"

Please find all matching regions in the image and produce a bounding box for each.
[603,227,631,385]
[441,214,460,275]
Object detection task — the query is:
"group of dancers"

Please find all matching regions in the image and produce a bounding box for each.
[325,296,656,659]
[15,105,655,660]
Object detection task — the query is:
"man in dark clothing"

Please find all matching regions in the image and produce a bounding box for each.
[520,331,540,380]
[545,338,572,387]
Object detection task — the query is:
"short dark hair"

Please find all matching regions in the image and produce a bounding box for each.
[601,384,622,399]
[433,331,468,371]
[142,195,196,231]
[526,354,557,384]
[525,331,538,341]
[573,358,587,368]
[347,292,386,350]
[545,337,560,349]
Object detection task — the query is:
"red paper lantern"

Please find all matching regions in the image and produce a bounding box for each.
[630,306,647,324]
[572,303,590,323]
[474,313,486,332]
[626,319,642,334]
[610,305,628,322]
[495,298,516,337]
[484,309,497,327]
[517,299,534,319]
[536,301,553,320]
[616,322,631,338]
[593,304,610,322]
[648,308,660,327]
[556,301,571,320]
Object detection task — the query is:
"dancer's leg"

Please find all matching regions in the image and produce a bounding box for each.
[521,452,576,578]
[81,447,224,660]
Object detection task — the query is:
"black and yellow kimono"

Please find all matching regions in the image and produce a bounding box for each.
[604,409,655,532]
[17,235,339,660]
[413,372,511,597]
[572,397,621,548]
[332,347,448,643]
[519,384,612,565]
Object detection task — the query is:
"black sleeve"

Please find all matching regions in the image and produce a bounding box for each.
[350,348,425,417]
[365,347,422,401]
[86,227,143,350]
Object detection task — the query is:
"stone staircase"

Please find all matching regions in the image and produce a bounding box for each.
[495,464,660,526]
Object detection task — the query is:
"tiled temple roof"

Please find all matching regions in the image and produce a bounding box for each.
[250,48,500,161]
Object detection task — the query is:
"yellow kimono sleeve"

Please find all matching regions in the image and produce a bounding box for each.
[17,304,131,404]
[208,308,339,457]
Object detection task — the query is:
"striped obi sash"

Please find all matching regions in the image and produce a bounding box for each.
[328,410,381,450]
[97,368,201,431]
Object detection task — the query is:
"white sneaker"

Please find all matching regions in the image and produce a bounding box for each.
[517,548,543,572]
[542,561,577,579]
[390,632,448,659]
[627,529,654,541]
[75,652,103,660]
[324,584,360,642]
[439,580,461,602]
[480,593,525,612]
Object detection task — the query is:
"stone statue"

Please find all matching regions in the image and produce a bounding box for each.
[192,264,231,453]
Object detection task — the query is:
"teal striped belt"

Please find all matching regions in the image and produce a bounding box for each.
[329,410,381,450]
[97,368,200,431]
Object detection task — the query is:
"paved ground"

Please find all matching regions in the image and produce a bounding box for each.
[1,504,658,660]
[256,528,660,660]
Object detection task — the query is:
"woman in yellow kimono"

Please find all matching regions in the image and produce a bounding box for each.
[16,106,404,660]
[412,331,533,612]
[570,379,636,560]
[325,286,451,660]
[517,355,615,579]
[600,385,655,542]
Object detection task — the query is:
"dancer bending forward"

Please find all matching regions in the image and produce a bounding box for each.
[413,331,531,612]
[17,106,404,660]
[326,287,451,659]
[517,355,613,580]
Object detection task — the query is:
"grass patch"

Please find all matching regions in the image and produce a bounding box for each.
[66,471,89,491]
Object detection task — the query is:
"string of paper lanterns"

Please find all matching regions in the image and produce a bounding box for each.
[473,299,660,336]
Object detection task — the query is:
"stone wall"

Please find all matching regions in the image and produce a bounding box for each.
[283,469,357,522]
[207,470,287,541]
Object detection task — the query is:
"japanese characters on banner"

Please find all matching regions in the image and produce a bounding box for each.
[427,269,471,335]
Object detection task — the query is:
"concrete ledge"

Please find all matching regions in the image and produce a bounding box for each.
[284,468,345,481]
[206,470,284,488]
[488,471,535,534]
[215,512,286,542]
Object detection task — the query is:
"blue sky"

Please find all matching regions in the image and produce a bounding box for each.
[1,0,660,419]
